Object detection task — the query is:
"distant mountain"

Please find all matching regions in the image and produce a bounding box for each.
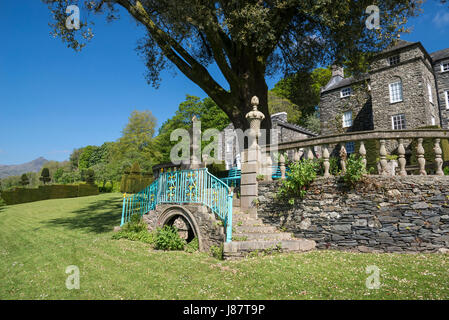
[0,157,49,179]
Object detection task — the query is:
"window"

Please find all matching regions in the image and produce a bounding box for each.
[445,91,449,110]
[391,114,406,130]
[340,87,352,98]
[343,111,353,128]
[389,81,403,103]
[428,82,433,103]
[441,63,449,72]
[431,116,436,126]
[345,142,355,155]
[389,55,400,66]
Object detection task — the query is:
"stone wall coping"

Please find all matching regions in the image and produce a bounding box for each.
[262,129,449,152]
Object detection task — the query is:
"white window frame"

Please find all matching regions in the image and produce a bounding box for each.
[427,82,433,103]
[342,111,353,128]
[389,55,400,66]
[445,91,449,110]
[340,87,352,98]
[389,81,403,103]
[391,114,406,130]
[431,116,436,126]
[441,63,449,72]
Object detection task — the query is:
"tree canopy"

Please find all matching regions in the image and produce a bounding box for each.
[45,0,422,132]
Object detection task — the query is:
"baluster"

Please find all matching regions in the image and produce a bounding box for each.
[323,145,330,177]
[294,148,301,163]
[307,147,314,160]
[359,141,367,171]
[398,139,407,176]
[416,138,427,176]
[280,153,286,180]
[434,138,444,176]
[340,144,347,174]
[379,140,388,175]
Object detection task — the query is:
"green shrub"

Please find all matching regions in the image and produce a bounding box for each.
[154,225,186,251]
[444,166,449,176]
[112,230,155,244]
[122,213,148,233]
[343,154,366,187]
[184,237,199,253]
[0,196,6,207]
[210,244,224,260]
[277,159,318,204]
[39,168,51,185]
[207,161,227,178]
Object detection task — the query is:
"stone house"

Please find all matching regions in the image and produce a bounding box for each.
[219,112,317,170]
[319,40,449,155]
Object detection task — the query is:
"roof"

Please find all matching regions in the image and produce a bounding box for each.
[382,40,417,54]
[276,121,318,136]
[431,48,449,62]
[321,73,370,93]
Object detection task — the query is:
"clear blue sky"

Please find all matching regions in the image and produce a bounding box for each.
[0,1,448,165]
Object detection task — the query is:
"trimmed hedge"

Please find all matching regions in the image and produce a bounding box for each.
[0,183,99,205]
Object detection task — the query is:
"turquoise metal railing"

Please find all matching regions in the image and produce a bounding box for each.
[120,168,233,242]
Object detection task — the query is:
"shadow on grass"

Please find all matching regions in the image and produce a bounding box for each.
[44,196,123,234]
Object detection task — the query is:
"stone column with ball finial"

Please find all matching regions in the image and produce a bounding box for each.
[240,96,265,211]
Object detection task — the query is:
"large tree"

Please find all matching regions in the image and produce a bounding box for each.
[45,0,421,134]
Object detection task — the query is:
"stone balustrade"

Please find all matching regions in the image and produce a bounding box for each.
[261,129,449,177]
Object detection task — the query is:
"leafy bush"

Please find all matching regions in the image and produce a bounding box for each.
[0,196,6,207]
[121,213,148,233]
[210,244,224,260]
[184,237,199,253]
[343,154,366,187]
[154,225,186,251]
[444,166,449,176]
[277,159,318,204]
[112,230,155,244]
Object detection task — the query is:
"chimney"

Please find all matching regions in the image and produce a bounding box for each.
[331,65,344,79]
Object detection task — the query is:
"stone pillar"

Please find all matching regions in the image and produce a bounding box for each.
[322,145,330,177]
[340,144,347,174]
[398,139,407,176]
[416,138,427,176]
[379,140,388,175]
[434,138,444,176]
[240,96,265,210]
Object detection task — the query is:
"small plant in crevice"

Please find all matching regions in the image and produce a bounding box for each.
[277,159,318,205]
[342,154,366,187]
[154,225,186,251]
[210,244,224,260]
[184,237,199,253]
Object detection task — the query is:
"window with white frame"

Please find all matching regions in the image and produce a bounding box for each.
[343,111,353,128]
[431,116,436,126]
[427,82,433,103]
[445,91,449,110]
[340,87,351,98]
[389,81,403,103]
[441,63,449,72]
[345,142,355,155]
[391,114,406,130]
[389,55,400,66]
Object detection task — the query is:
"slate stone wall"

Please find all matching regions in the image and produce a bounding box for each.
[257,176,449,253]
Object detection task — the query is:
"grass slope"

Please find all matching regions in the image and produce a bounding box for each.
[0,193,448,300]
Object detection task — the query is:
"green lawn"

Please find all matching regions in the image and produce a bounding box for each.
[0,193,448,300]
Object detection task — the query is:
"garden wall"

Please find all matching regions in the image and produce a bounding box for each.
[257,176,449,253]
[0,183,99,205]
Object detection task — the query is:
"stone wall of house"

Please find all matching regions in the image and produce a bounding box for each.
[319,83,373,136]
[434,58,449,129]
[370,52,436,131]
[257,176,449,253]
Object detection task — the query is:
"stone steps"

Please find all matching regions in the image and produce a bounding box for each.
[224,206,316,259]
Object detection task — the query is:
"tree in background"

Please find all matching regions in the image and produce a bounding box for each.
[155,95,229,163]
[39,168,51,185]
[45,0,421,134]
[85,169,96,184]
[270,67,331,131]
[19,174,30,187]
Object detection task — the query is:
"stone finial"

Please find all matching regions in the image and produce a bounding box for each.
[246,96,265,121]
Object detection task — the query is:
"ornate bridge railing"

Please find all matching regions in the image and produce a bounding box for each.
[261,129,449,178]
[120,168,233,242]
